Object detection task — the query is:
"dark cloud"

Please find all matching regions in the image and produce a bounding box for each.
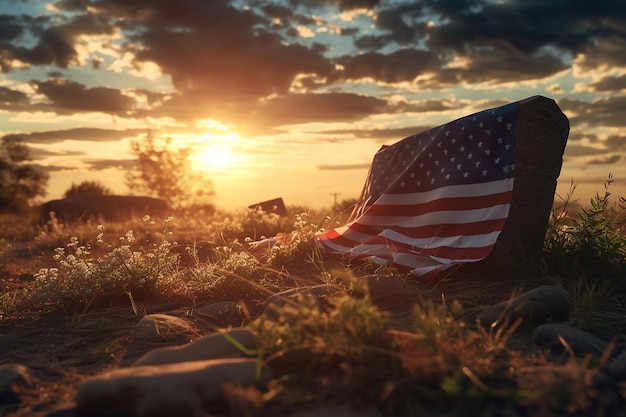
[563,145,613,158]
[337,49,441,83]
[30,163,75,173]
[28,147,85,159]
[251,92,389,125]
[587,155,622,165]
[603,135,626,152]
[0,14,26,42]
[560,97,626,128]
[0,86,27,105]
[83,158,135,170]
[32,79,136,114]
[286,0,382,11]
[589,74,626,92]
[0,0,624,134]
[575,37,626,72]
[2,127,147,144]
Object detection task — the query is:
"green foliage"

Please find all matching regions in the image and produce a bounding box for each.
[63,180,112,198]
[125,133,215,210]
[0,136,49,212]
[544,174,626,280]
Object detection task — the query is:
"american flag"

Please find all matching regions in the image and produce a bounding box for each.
[316,98,525,278]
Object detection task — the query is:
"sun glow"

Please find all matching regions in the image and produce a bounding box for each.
[191,133,241,172]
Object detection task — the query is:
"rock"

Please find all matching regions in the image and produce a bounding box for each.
[196,301,244,327]
[608,350,626,381]
[263,285,332,318]
[131,313,198,345]
[532,323,612,357]
[75,358,272,417]
[132,327,257,367]
[478,285,570,327]
[0,363,34,406]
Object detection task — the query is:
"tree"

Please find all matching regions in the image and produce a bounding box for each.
[0,136,49,212]
[64,180,112,198]
[125,134,215,210]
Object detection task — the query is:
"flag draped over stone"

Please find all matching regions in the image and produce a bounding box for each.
[316,98,528,278]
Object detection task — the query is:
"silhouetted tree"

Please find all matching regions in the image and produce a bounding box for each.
[125,134,215,210]
[63,180,112,198]
[0,136,49,212]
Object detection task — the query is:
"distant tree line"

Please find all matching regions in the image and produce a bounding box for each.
[0,137,48,212]
[0,133,216,214]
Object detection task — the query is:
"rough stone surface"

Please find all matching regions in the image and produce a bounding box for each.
[478,285,570,327]
[532,323,611,357]
[196,301,243,327]
[75,358,271,417]
[131,313,197,345]
[132,327,257,367]
[491,96,570,258]
[0,363,34,405]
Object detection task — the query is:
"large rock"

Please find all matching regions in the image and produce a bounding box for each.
[532,324,611,357]
[75,358,272,417]
[0,363,34,406]
[459,96,569,274]
[478,285,570,327]
[132,328,257,367]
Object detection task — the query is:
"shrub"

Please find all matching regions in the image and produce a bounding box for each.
[32,216,180,312]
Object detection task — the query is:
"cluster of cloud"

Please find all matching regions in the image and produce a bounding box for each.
[1,0,625,175]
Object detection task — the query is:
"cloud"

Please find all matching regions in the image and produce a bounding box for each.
[252,92,390,125]
[589,74,626,92]
[2,127,147,144]
[317,163,371,170]
[83,158,135,171]
[561,96,626,128]
[0,86,28,105]
[337,49,442,83]
[587,155,622,165]
[32,78,136,114]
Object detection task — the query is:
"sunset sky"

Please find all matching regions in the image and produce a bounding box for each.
[1,0,625,211]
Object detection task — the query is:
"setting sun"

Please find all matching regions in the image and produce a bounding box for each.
[195,144,237,170]
[190,132,242,173]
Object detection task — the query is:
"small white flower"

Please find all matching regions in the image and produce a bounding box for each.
[143,215,151,222]
[97,224,105,230]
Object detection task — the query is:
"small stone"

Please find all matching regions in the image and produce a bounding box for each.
[75,358,272,417]
[132,327,257,367]
[478,285,570,327]
[532,323,610,357]
[0,363,34,405]
[131,313,198,345]
[196,301,243,327]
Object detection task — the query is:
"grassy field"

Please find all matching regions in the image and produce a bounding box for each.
[1,182,626,416]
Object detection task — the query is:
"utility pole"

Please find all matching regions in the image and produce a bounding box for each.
[330,192,341,207]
